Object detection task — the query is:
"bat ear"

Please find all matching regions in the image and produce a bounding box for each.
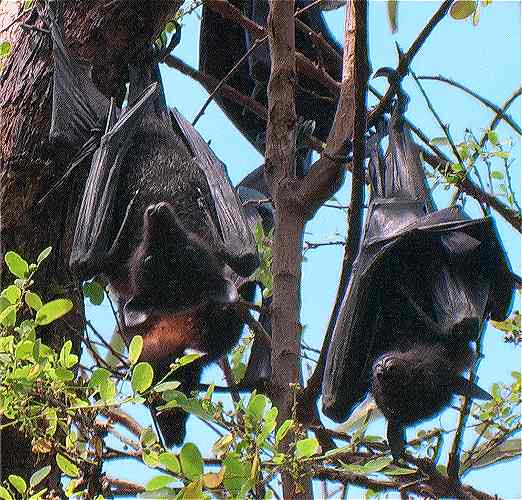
[123,298,152,327]
[208,278,239,305]
[451,376,493,401]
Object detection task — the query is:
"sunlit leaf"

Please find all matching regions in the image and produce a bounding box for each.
[4,251,28,278]
[145,475,175,491]
[35,299,73,325]
[129,335,143,365]
[131,362,154,393]
[180,443,203,481]
[8,475,26,495]
[56,454,80,478]
[295,438,320,459]
[450,0,477,20]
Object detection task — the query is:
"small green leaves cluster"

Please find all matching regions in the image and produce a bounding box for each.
[462,372,521,474]
[429,129,520,210]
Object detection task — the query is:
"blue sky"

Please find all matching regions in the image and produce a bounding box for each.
[92,2,521,498]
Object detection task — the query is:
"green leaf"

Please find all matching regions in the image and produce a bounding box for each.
[450,0,477,19]
[8,475,27,494]
[180,443,204,481]
[491,170,505,180]
[89,368,112,388]
[176,353,204,367]
[360,456,394,473]
[247,393,268,423]
[99,378,116,401]
[154,381,181,392]
[30,465,51,488]
[82,280,105,305]
[493,151,509,159]
[212,434,234,458]
[295,437,320,459]
[15,340,34,361]
[25,291,43,311]
[0,41,11,58]
[129,335,143,365]
[430,136,450,146]
[35,299,73,325]
[0,304,16,327]
[55,367,75,382]
[382,464,417,476]
[35,246,51,265]
[131,362,154,393]
[487,130,499,146]
[56,454,80,478]
[223,456,249,495]
[2,285,21,304]
[159,452,181,473]
[5,251,29,278]
[276,419,294,445]
[142,449,160,468]
[59,340,77,368]
[145,475,175,491]
[0,486,13,500]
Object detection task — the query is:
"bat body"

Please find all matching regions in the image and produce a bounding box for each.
[48,12,271,447]
[322,89,514,458]
[199,0,343,179]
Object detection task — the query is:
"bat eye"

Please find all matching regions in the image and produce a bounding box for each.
[375,357,402,382]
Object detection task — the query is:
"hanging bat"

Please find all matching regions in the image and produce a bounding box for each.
[198,0,343,178]
[322,74,515,459]
[47,9,272,447]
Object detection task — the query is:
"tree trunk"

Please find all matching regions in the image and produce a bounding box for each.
[0,0,178,486]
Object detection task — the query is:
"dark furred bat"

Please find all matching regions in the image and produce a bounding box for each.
[48,11,271,447]
[322,82,514,459]
[199,0,343,177]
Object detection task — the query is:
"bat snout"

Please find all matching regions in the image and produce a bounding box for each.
[374,356,403,383]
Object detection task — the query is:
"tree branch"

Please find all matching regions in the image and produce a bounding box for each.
[417,76,521,136]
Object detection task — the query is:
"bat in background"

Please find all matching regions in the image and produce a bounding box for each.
[47,7,272,447]
[322,72,515,459]
[199,0,343,181]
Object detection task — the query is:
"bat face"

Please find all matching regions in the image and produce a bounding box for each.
[371,342,473,424]
[123,201,238,328]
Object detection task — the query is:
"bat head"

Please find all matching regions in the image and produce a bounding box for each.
[371,342,480,425]
[123,202,239,327]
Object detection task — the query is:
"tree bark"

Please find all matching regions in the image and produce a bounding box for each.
[0,0,178,486]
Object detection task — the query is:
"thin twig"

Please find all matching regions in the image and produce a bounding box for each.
[417,75,521,135]
[446,331,487,480]
[192,35,268,126]
[368,0,454,126]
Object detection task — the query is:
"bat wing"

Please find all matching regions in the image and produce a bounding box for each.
[48,12,110,163]
[170,108,259,277]
[199,2,262,153]
[69,84,159,279]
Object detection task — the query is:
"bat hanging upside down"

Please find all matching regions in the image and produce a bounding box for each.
[46,7,272,447]
[322,72,515,459]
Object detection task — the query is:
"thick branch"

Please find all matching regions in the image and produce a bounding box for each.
[300,0,369,405]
